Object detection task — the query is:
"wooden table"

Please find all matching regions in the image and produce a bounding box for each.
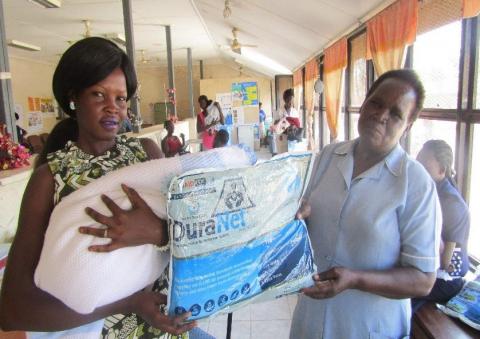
[412,302,480,339]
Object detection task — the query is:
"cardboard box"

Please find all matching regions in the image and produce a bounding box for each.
[274,134,288,154]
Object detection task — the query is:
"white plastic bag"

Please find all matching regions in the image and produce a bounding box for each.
[34,145,256,314]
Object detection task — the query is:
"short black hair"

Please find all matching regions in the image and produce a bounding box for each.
[366,69,425,121]
[214,129,229,148]
[52,37,137,117]
[198,95,208,102]
[37,37,137,168]
[164,120,174,129]
[283,88,294,102]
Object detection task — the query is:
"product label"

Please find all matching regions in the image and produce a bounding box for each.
[167,153,316,319]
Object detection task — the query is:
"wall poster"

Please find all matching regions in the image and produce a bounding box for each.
[231,82,258,107]
[27,112,43,133]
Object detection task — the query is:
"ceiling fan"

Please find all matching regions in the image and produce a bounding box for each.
[220,27,257,55]
[82,20,92,38]
[65,20,126,47]
[55,21,91,57]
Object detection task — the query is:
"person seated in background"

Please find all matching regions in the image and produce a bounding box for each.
[161,120,184,157]
[213,129,229,148]
[412,139,470,312]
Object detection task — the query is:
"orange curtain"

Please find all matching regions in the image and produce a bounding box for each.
[463,0,480,17]
[324,38,347,140]
[367,0,418,75]
[293,69,303,87]
[304,58,319,150]
[293,69,303,120]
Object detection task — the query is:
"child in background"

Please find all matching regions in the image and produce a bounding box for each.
[213,129,229,148]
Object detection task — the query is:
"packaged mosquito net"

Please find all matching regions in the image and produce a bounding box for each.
[438,274,480,330]
[167,152,316,320]
[34,145,256,314]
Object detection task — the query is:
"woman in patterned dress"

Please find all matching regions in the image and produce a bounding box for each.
[0,37,196,338]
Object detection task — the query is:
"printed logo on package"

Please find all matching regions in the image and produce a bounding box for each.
[167,152,317,320]
[213,178,255,216]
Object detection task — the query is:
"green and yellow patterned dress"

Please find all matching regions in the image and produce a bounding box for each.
[47,134,186,339]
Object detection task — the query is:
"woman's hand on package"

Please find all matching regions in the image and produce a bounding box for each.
[295,199,311,220]
[301,267,358,299]
[130,291,197,335]
[79,184,168,252]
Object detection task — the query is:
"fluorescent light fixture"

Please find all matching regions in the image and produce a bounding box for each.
[28,0,62,8]
[8,40,41,52]
[105,33,126,46]
[240,49,291,75]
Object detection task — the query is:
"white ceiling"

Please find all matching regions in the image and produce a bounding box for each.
[3,0,389,77]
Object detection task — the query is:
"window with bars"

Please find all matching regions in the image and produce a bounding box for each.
[349,33,368,108]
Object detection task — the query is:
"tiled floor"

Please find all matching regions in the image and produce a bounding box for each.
[196,294,297,339]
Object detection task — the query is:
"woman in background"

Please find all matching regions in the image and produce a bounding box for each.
[161,119,184,157]
[0,37,195,338]
[412,139,470,312]
[197,95,224,150]
[270,88,300,155]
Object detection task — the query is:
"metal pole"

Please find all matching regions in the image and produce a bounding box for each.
[187,47,194,118]
[226,312,232,339]
[0,1,17,142]
[165,25,176,117]
[122,0,141,133]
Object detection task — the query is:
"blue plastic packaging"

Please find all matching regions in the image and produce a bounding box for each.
[167,152,316,320]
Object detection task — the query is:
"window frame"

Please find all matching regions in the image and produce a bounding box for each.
[315,15,480,264]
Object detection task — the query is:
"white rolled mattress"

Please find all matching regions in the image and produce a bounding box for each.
[34,145,256,314]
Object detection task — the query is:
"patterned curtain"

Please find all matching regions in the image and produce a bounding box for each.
[366,0,418,75]
[324,38,347,140]
[293,69,303,124]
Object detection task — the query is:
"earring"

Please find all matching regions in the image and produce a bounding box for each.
[69,101,76,110]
